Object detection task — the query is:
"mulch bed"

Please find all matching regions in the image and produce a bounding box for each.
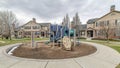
[12,42,97,59]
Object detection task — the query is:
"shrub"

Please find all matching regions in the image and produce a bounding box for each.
[77,37,86,39]
[92,38,107,40]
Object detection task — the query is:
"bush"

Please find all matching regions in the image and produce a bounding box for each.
[92,38,107,40]
[77,37,86,39]
[110,39,120,42]
[92,38,120,42]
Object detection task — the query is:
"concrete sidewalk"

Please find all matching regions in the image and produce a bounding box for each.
[0,42,120,68]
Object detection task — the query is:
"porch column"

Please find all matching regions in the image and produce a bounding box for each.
[93,30,96,38]
[85,30,87,38]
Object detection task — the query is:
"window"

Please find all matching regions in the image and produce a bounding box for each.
[99,21,104,27]
[104,21,107,26]
[98,29,104,36]
[19,32,22,35]
[103,21,109,26]
[117,19,120,26]
[116,19,120,36]
[33,26,40,29]
[96,31,99,36]
[24,26,31,29]
[81,31,85,35]
[35,32,40,35]
[96,22,99,27]
[107,21,109,26]
[115,20,117,26]
[118,19,120,23]
[24,32,31,35]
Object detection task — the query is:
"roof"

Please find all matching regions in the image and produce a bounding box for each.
[87,18,99,24]
[38,23,51,27]
[18,21,51,29]
[80,24,87,30]
[96,10,120,21]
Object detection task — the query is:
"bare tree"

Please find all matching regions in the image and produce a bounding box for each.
[0,10,17,40]
[0,20,2,35]
[102,25,110,42]
[101,21,114,42]
[72,13,81,38]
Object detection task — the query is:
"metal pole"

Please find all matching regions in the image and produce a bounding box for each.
[53,32,54,48]
[68,20,71,39]
[31,31,32,47]
[31,31,34,47]
[61,28,63,47]
[74,29,76,46]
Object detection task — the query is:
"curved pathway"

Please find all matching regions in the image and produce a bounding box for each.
[0,42,120,68]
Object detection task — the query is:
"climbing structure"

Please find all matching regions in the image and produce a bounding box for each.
[50,24,75,42]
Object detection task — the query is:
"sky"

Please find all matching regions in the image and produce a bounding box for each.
[0,0,120,26]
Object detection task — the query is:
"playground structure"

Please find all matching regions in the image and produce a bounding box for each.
[50,24,75,42]
[49,23,77,50]
[30,21,77,50]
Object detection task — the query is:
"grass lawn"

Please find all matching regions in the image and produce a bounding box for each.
[80,39,120,53]
[0,38,49,46]
[0,38,120,53]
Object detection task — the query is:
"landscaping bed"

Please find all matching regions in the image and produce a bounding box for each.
[12,42,97,59]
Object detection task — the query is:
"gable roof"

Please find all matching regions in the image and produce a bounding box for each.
[38,23,51,27]
[18,20,51,28]
[80,24,87,30]
[19,20,33,28]
[87,18,99,24]
[96,10,120,21]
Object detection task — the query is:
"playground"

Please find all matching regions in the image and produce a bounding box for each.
[7,23,97,59]
[0,23,119,68]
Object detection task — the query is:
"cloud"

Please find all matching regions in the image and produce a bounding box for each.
[0,0,120,25]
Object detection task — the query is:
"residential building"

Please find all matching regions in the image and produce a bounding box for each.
[17,18,51,38]
[94,5,120,39]
[80,24,87,37]
[86,18,99,38]
[83,5,120,39]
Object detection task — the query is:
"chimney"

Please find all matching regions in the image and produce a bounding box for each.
[32,18,36,23]
[110,5,115,12]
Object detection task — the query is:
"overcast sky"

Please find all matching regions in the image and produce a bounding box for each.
[0,0,120,25]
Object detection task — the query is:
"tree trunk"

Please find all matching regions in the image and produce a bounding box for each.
[107,34,109,43]
[10,33,12,40]
[9,29,12,40]
[2,35,3,40]
[10,35,11,40]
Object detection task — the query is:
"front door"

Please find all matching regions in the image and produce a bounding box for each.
[87,30,93,37]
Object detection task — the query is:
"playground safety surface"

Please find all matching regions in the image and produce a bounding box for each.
[12,43,97,59]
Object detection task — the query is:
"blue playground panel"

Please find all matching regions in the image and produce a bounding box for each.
[50,24,74,42]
